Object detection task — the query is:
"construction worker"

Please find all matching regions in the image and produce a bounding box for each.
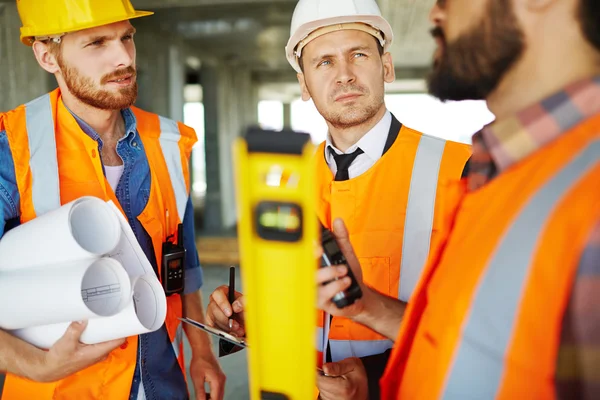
[0,1,225,399]
[317,0,600,398]
[206,0,471,398]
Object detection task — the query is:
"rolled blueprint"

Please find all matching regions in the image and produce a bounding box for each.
[10,274,166,348]
[0,196,121,271]
[0,258,131,330]
[0,196,167,347]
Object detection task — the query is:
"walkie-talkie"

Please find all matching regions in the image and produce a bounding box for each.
[161,223,186,296]
[320,223,362,308]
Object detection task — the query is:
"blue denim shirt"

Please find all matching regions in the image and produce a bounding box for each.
[0,108,202,400]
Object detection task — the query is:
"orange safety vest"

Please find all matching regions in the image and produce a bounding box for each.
[0,89,196,399]
[315,115,471,366]
[381,114,600,399]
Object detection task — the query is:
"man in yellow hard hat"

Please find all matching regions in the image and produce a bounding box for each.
[205,0,472,399]
[0,1,225,399]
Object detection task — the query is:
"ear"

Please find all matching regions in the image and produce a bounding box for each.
[382,52,395,83]
[32,41,60,74]
[297,72,312,102]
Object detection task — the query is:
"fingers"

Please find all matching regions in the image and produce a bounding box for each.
[206,301,232,332]
[52,321,87,356]
[317,265,347,285]
[63,321,87,343]
[229,319,244,336]
[210,286,233,317]
[318,358,365,400]
[322,361,343,377]
[323,357,357,377]
[78,336,125,363]
[205,370,226,400]
[332,219,363,283]
[194,379,207,400]
[317,277,352,310]
[229,317,245,338]
[332,218,350,244]
[317,375,349,400]
[231,295,245,314]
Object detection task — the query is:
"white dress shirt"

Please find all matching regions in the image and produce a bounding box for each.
[325,110,392,179]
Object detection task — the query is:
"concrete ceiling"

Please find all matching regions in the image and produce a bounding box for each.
[0,0,437,93]
[130,0,437,77]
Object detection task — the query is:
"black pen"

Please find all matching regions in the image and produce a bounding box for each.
[228,266,235,329]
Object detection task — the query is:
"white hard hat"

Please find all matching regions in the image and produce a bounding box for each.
[285,0,394,73]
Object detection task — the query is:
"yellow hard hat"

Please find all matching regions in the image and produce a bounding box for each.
[17,0,154,46]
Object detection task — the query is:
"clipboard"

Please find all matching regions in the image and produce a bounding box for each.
[179,317,249,348]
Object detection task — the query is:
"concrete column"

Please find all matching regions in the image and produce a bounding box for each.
[201,64,223,232]
[201,61,259,233]
[168,44,185,123]
[0,3,52,112]
[283,102,292,129]
[133,20,187,121]
[133,24,170,116]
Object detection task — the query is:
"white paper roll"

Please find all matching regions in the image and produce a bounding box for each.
[10,274,167,348]
[0,196,121,271]
[80,274,167,344]
[0,258,131,330]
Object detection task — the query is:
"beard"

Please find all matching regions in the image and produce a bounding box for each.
[57,54,138,110]
[318,83,385,129]
[427,0,525,101]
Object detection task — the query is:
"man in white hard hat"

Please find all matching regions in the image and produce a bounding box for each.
[0,1,225,399]
[206,0,471,398]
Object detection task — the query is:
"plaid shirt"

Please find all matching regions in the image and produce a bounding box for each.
[468,76,600,398]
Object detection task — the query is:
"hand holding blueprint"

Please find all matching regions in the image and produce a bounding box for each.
[0,196,167,348]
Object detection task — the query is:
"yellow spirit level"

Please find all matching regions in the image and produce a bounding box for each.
[234,128,318,400]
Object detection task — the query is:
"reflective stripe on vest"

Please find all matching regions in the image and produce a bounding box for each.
[23,100,188,222]
[319,134,458,361]
[399,134,445,302]
[441,141,600,399]
[172,322,184,359]
[324,133,448,362]
[158,116,188,221]
[24,94,60,216]
[316,327,325,353]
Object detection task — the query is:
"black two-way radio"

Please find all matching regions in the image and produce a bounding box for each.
[161,223,185,296]
[320,223,363,308]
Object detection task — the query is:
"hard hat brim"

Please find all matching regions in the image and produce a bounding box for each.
[20,10,154,46]
[285,15,394,73]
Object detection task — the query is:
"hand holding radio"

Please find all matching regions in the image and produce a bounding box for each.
[317,218,369,318]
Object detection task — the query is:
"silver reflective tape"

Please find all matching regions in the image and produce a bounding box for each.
[399,135,445,301]
[158,116,187,221]
[441,141,600,400]
[329,339,394,362]
[25,94,60,216]
[172,322,183,359]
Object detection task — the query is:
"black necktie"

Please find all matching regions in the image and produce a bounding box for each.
[324,146,363,364]
[329,147,364,181]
